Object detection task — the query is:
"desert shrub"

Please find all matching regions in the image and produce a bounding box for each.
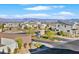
[7,47,11,54]
[45,30,56,39]
[14,48,19,54]
[16,37,23,49]
[57,31,68,36]
[39,45,45,48]
[24,43,27,48]
[26,27,35,36]
[34,42,42,48]
[51,37,63,41]
[42,36,48,39]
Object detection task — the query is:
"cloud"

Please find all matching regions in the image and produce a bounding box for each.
[25,14,50,17]
[0,15,8,18]
[0,14,50,19]
[59,11,74,16]
[51,11,75,19]
[15,13,50,18]
[53,11,75,16]
[24,6,51,10]
[52,5,64,8]
[24,5,64,10]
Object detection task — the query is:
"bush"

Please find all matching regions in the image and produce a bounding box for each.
[39,45,45,48]
[16,37,23,49]
[60,31,65,36]
[45,30,56,39]
[42,36,48,39]
[51,37,63,41]
[26,27,35,35]
[0,24,4,32]
[34,42,42,48]
[7,47,11,54]
[57,31,68,36]
[14,48,18,54]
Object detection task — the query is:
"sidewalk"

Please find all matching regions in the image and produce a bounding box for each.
[55,35,79,40]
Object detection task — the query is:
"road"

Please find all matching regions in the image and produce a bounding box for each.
[31,38,79,53]
[32,38,77,47]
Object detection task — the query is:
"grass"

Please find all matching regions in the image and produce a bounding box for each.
[33,42,43,48]
[39,35,64,42]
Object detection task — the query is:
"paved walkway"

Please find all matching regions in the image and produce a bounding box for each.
[55,35,79,40]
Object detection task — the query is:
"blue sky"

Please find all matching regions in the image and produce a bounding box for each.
[0,4,79,19]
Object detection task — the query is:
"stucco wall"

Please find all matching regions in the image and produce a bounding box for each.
[0,38,18,53]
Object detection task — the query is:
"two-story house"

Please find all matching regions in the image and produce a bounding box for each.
[53,20,79,37]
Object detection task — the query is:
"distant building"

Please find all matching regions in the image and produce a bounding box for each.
[0,29,3,32]
[35,31,41,38]
[39,30,45,35]
[4,23,19,28]
[53,20,79,36]
[39,24,47,29]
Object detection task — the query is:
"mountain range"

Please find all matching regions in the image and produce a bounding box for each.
[0,18,79,23]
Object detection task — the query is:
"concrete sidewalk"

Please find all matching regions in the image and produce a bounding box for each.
[56,35,79,40]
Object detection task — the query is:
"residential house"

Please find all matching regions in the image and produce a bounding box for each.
[53,20,79,37]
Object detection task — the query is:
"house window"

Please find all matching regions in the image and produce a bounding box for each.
[65,25,66,28]
[67,30,70,32]
[58,25,60,27]
[56,29,59,31]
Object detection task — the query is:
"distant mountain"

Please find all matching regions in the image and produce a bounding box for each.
[69,19,79,22]
[22,18,62,22]
[0,18,79,23]
[57,19,79,23]
[0,18,59,23]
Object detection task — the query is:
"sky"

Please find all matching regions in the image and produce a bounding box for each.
[0,4,79,19]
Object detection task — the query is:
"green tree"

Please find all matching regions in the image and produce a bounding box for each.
[16,37,23,49]
[57,31,69,36]
[60,31,65,36]
[46,30,56,39]
[26,27,35,36]
[0,24,5,32]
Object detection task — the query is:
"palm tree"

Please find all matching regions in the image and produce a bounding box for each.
[1,24,4,32]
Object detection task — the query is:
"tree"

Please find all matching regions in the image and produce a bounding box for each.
[16,37,23,49]
[57,31,69,36]
[46,30,56,39]
[26,27,35,36]
[0,24,5,32]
